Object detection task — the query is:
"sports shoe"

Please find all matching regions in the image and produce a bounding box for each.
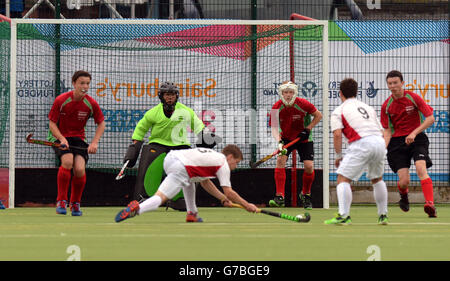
[300,193,312,210]
[186,211,203,223]
[399,192,410,212]
[324,214,352,225]
[269,195,285,207]
[115,200,140,223]
[424,201,437,218]
[56,200,67,215]
[70,202,83,216]
[378,214,388,225]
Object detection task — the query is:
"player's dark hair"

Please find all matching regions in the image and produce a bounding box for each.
[339,78,358,99]
[222,144,243,160]
[386,70,403,82]
[72,70,92,83]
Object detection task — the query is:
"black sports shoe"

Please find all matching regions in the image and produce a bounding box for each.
[300,193,312,210]
[399,192,410,212]
[269,195,285,207]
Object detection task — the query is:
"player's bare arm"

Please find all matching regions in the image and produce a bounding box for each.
[271,125,282,143]
[383,128,392,148]
[199,179,231,206]
[333,128,343,168]
[49,120,68,149]
[88,120,106,154]
[306,110,323,130]
[405,115,435,145]
[222,186,257,212]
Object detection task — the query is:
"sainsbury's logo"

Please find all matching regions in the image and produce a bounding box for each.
[405,80,449,103]
[96,78,217,102]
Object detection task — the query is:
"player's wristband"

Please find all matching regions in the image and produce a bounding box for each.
[335,152,343,159]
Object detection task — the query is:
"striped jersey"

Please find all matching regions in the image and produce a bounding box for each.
[380,91,433,137]
[169,148,231,187]
[48,91,104,141]
[330,98,383,143]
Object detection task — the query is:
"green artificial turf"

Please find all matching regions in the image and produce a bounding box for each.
[1,204,449,261]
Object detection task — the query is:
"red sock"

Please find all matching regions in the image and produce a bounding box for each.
[70,174,86,203]
[302,170,315,195]
[420,177,434,203]
[274,168,286,197]
[397,182,409,195]
[57,167,72,202]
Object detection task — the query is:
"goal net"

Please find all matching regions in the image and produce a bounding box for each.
[4,19,328,207]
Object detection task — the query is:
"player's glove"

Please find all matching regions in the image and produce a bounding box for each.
[196,130,222,149]
[298,128,311,142]
[123,140,143,168]
[277,141,287,156]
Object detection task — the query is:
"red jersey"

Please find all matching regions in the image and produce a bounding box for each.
[380,90,433,137]
[269,97,317,141]
[48,91,104,141]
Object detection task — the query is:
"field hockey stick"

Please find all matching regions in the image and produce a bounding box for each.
[249,137,301,168]
[230,203,310,223]
[115,160,129,180]
[26,133,88,151]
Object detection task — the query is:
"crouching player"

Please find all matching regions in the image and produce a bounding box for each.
[325,78,389,225]
[122,81,220,211]
[115,145,258,223]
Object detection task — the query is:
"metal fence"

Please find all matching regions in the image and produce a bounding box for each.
[2,0,449,20]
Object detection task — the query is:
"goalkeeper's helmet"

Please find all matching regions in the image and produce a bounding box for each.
[278,81,298,106]
[158,81,179,112]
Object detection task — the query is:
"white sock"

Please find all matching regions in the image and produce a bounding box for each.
[182,184,198,214]
[373,180,388,216]
[336,182,352,217]
[138,195,162,215]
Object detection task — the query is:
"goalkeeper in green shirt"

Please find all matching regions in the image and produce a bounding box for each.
[123,81,220,210]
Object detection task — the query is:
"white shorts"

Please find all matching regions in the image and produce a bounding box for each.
[337,135,386,181]
[158,153,194,199]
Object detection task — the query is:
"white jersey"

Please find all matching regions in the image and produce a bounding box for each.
[168,148,231,187]
[330,98,383,143]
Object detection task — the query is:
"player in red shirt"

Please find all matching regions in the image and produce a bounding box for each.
[48,70,105,216]
[268,81,322,209]
[381,70,436,217]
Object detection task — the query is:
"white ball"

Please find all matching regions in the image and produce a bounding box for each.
[295,214,304,220]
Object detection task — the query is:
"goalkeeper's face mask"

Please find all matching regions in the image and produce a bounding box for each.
[278,82,298,106]
[160,92,178,112]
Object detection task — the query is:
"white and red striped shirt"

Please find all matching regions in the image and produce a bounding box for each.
[330,98,382,143]
[169,148,231,187]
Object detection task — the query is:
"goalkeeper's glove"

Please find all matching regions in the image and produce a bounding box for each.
[123,140,143,168]
[278,141,287,156]
[196,130,222,149]
[298,128,311,142]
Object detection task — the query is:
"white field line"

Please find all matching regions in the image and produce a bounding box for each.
[2,233,450,239]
